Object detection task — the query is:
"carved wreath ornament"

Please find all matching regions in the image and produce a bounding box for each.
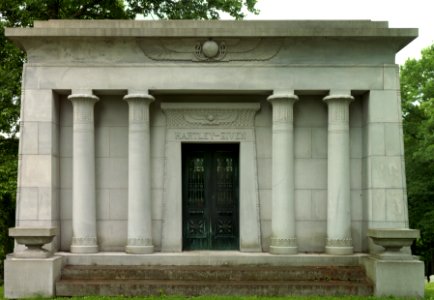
[139,38,282,62]
[194,40,226,61]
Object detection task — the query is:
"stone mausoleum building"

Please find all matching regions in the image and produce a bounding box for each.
[4,20,424,297]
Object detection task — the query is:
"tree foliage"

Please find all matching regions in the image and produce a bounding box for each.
[400,44,434,266]
[0,0,257,280]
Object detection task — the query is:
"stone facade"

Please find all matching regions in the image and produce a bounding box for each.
[4,20,424,297]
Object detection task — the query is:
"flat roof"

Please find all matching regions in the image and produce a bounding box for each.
[6,19,417,38]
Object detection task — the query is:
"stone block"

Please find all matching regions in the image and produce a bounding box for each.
[258,189,271,220]
[98,220,127,250]
[294,96,327,127]
[350,127,362,158]
[96,189,110,220]
[60,189,72,220]
[20,155,54,188]
[366,123,385,155]
[17,187,39,220]
[296,221,326,253]
[60,220,72,250]
[351,221,363,252]
[311,127,327,158]
[363,256,424,297]
[22,89,55,122]
[60,157,72,188]
[295,158,327,189]
[95,126,110,157]
[294,127,312,158]
[295,190,311,220]
[386,189,407,222]
[38,121,57,155]
[370,156,404,188]
[59,96,73,126]
[96,157,128,189]
[369,189,386,221]
[257,157,272,189]
[38,187,58,220]
[151,126,167,158]
[255,126,272,158]
[351,190,363,221]
[151,157,165,189]
[349,98,363,127]
[95,96,128,126]
[109,126,128,157]
[350,159,362,189]
[383,65,399,90]
[152,188,164,220]
[367,90,401,123]
[254,100,272,127]
[4,255,63,298]
[20,122,39,154]
[109,189,128,220]
[384,123,404,156]
[150,102,167,127]
[59,126,72,157]
[311,190,327,221]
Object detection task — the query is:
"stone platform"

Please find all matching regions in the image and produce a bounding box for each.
[55,253,373,297]
[58,251,366,266]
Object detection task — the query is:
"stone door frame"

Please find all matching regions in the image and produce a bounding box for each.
[160,102,262,252]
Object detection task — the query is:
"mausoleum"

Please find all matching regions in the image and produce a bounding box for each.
[4,20,424,297]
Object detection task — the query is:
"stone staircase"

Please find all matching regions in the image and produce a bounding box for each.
[55,264,373,296]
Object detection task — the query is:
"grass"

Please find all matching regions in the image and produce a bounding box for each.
[1,283,434,300]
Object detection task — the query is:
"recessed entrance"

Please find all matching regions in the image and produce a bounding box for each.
[182,143,240,250]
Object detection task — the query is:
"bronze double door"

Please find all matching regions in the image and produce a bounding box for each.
[182,143,239,250]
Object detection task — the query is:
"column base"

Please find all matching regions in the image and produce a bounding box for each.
[70,244,98,253]
[269,237,298,255]
[126,245,154,254]
[71,237,98,253]
[269,245,298,255]
[325,246,353,255]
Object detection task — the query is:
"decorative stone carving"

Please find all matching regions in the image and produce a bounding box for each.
[368,228,420,260]
[139,38,282,62]
[161,103,260,128]
[9,227,57,258]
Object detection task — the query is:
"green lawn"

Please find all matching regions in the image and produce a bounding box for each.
[1,283,434,300]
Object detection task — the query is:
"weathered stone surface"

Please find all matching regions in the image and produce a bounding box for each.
[4,20,422,298]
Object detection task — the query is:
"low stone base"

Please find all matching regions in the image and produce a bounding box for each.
[363,256,424,297]
[4,255,63,298]
[126,245,154,254]
[325,246,354,255]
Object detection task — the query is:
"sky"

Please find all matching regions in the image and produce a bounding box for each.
[242,0,434,65]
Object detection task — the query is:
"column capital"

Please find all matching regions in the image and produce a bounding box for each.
[123,93,155,104]
[68,93,99,103]
[323,94,354,104]
[267,93,298,104]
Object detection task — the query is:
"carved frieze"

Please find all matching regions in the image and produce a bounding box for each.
[161,103,260,129]
[139,38,282,62]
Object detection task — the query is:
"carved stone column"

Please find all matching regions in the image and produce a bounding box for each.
[69,92,99,253]
[124,93,155,254]
[323,92,354,255]
[267,92,298,254]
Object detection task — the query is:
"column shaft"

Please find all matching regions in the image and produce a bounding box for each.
[69,94,99,253]
[268,93,298,254]
[324,94,354,255]
[124,94,154,254]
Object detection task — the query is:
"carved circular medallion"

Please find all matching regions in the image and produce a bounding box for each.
[202,40,219,58]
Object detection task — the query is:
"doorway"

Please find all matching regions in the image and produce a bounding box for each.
[182,143,239,250]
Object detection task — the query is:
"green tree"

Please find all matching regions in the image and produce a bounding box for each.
[0,0,258,279]
[400,44,434,271]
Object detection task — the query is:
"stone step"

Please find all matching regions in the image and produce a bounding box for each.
[56,265,373,296]
[60,265,368,282]
[56,279,373,297]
